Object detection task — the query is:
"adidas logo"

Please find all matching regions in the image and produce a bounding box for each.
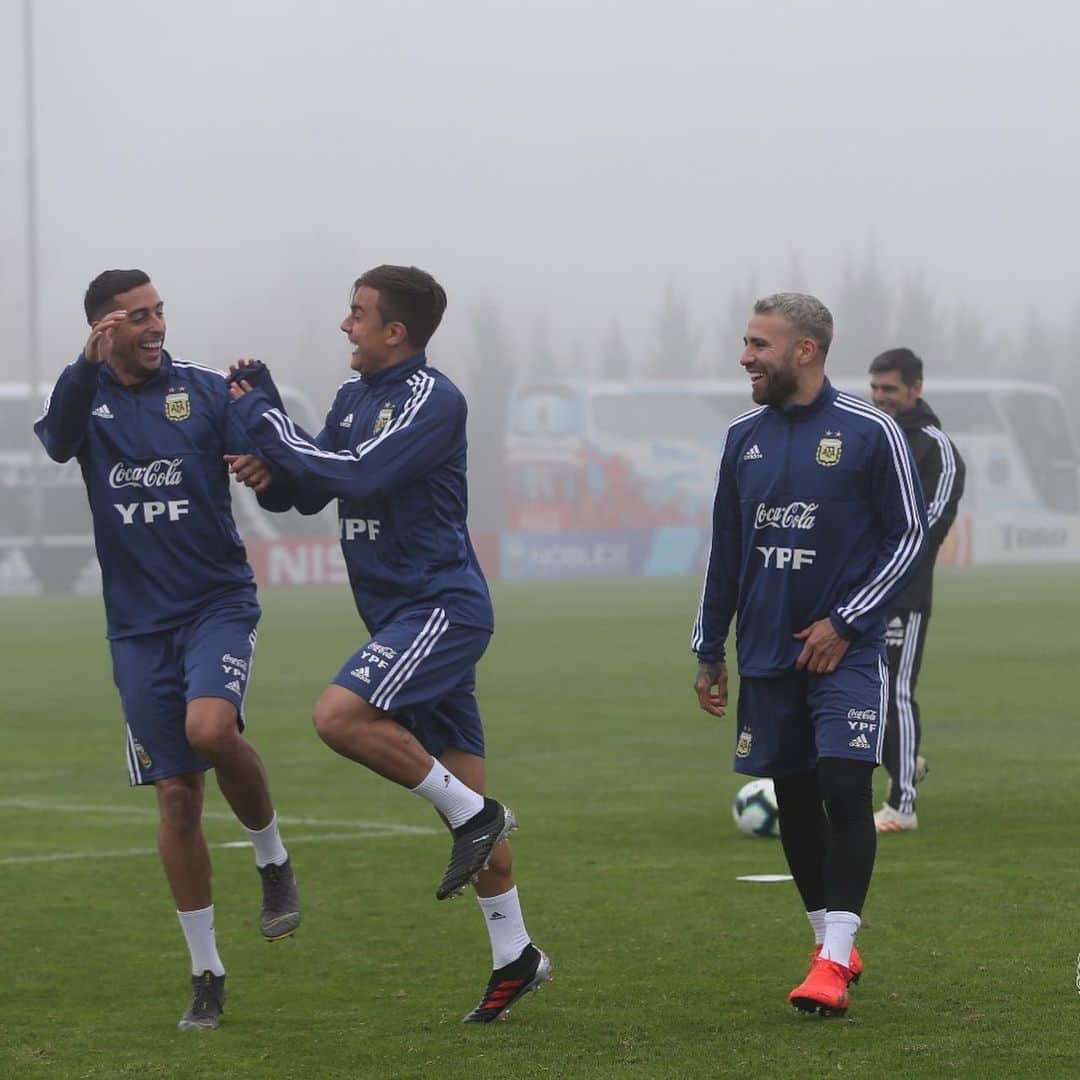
[225,679,242,694]
[92,403,114,419]
[350,666,371,683]
[489,911,506,921]
[743,444,763,461]
[848,733,872,750]
[339,412,354,427]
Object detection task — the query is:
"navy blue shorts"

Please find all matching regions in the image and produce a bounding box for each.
[109,597,260,786]
[332,606,490,758]
[733,643,888,778]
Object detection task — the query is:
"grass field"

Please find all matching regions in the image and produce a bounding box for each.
[1,566,1078,1078]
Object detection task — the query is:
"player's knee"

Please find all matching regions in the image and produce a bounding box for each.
[156,777,202,831]
[312,699,355,751]
[817,758,874,817]
[186,715,239,760]
[185,698,241,760]
[312,688,376,752]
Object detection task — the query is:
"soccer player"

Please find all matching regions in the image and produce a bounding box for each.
[692,293,927,1016]
[227,264,552,1023]
[34,270,301,1032]
[868,348,966,833]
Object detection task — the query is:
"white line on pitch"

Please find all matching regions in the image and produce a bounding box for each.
[0,828,438,866]
[0,798,436,833]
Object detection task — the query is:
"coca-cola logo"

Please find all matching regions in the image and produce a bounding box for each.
[754,501,818,530]
[108,458,184,489]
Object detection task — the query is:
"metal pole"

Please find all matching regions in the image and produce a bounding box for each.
[23,0,39,399]
[23,0,44,568]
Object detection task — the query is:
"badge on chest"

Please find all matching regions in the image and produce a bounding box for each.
[815,430,843,467]
[165,388,191,422]
[373,402,394,435]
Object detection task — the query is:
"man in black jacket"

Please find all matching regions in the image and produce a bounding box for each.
[868,349,966,833]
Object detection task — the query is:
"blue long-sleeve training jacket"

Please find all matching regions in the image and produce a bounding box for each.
[228,352,494,635]
[691,378,928,676]
[33,351,278,639]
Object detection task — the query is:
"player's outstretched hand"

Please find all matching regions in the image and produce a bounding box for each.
[84,310,127,365]
[224,453,272,492]
[694,660,728,718]
[226,358,262,399]
[227,357,260,378]
[793,618,850,674]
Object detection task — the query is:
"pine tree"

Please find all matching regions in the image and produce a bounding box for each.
[601,318,632,380]
[647,277,701,377]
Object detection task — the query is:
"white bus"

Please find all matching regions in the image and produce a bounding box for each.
[504,377,1080,568]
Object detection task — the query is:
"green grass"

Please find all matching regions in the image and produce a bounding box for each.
[1,566,1078,1078]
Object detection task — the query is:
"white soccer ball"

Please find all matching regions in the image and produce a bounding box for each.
[732,778,780,838]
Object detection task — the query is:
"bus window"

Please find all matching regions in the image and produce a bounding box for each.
[930,391,1003,436]
[509,388,580,436]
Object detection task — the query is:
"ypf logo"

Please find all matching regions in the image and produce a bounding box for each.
[340,518,381,541]
[755,546,816,570]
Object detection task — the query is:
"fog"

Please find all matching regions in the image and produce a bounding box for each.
[3,0,1080,404]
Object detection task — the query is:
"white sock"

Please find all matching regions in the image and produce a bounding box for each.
[177,904,225,976]
[411,760,485,828]
[806,908,826,946]
[477,886,532,969]
[243,810,288,868]
[821,910,861,967]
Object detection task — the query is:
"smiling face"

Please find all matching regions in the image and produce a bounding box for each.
[870,368,922,416]
[339,284,410,376]
[103,283,166,384]
[740,312,806,406]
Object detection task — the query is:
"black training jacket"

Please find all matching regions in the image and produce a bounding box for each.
[892,398,965,612]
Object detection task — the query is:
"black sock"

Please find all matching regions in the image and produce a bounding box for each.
[818,758,876,915]
[774,770,828,913]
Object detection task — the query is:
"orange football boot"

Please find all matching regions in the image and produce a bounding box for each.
[789,956,851,1016]
[811,943,862,984]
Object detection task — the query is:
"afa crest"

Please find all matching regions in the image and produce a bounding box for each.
[373,402,394,435]
[133,740,153,770]
[815,430,843,467]
[735,730,753,758]
[165,389,190,422]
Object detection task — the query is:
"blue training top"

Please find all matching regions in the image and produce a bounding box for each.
[34,351,267,638]
[691,378,928,677]
[230,352,494,635]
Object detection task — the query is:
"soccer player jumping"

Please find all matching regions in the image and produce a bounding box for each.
[692,294,927,1016]
[34,270,301,1031]
[228,264,552,1023]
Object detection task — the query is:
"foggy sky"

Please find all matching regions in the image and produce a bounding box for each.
[2,0,1079,394]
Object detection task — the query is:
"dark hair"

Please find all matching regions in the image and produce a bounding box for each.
[869,347,923,386]
[84,269,151,324]
[353,265,447,349]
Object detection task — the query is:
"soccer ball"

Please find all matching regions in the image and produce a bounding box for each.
[732,778,780,838]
